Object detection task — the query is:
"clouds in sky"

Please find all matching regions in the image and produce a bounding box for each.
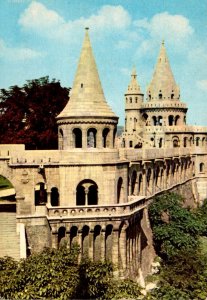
[19,1,131,41]
[0,38,44,61]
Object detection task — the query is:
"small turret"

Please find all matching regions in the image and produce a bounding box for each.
[146,41,180,101]
[125,67,144,132]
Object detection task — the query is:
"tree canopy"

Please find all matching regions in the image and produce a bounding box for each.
[0,77,69,149]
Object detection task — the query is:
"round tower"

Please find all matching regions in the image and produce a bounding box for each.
[125,67,144,133]
[142,41,187,127]
[57,28,118,149]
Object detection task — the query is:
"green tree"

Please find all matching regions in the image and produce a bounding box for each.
[149,192,205,259]
[0,77,69,149]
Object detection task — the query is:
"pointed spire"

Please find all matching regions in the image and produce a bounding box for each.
[147,41,180,101]
[57,28,117,119]
[125,66,143,95]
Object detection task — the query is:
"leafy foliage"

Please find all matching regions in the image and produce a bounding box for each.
[149,192,205,259]
[0,244,143,299]
[147,193,207,299]
[0,77,69,149]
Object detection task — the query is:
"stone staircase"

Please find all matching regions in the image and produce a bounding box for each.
[0,205,20,260]
[196,179,207,203]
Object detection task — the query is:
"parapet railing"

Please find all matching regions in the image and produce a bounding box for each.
[47,196,146,220]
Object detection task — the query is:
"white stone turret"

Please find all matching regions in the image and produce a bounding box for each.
[125,67,144,133]
[57,28,118,150]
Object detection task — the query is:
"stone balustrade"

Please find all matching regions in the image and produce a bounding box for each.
[47,195,146,220]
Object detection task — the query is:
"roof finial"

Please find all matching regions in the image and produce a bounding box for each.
[85,27,89,31]
[162,39,165,46]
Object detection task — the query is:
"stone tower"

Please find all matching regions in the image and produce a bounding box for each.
[143,41,187,128]
[125,67,144,135]
[57,28,118,150]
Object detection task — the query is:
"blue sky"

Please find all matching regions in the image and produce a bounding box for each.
[0,0,207,126]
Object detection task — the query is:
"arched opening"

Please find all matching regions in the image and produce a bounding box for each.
[200,163,205,173]
[58,227,66,247]
[76,180,98,206]
[87,128,97,148]
[70,226,78,247]
[94,225,101,261]
[173,137,179,148]
[158,116,163,126]
[138,174,142,195]
[175,115,180,125]
[133,118,137,131]
[88,184,98,205]
[171,93,174,99]
[82,225,90,258]
[159,93,162,99]
[135,142,142,148]
[117,177,124,203]
[147,168,151,188]
[51,187,59,206]
[129,140,133,147]
[159,138,163,148]
[130,97,132,103]
[73,128,82,148]
[35,182,47,206]
[152,116,157,126]
[183,137,187,148]
[202,137,206,146]
[169,115,174,126]
[102,128,110,148]
[155,167,160,186]
[142,113,148,126]
[184,116,186,124]
[196,137,200,146]
[0,175,15,200]
[59,129,64,150]
[105,224,113,261]
[131,171,137,195]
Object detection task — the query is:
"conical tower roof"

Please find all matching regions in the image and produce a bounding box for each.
[57,28,117,119]
[147,41,180,101]
[125,66,143,95]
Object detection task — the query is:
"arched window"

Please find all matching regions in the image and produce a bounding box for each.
[130,97,132,103]
[131,171,137,195]
[171,93,174,99]
[147,168,151,187]
[73,128,82,148]
[134,118,137,131]
[138,174,142,195]
[189,137,193,146]
[159,93,162,99]
[173,138,179,148]
[94,225,101,261]
[152,116,157,126]
[159,138,163,148]
[200,163,205,173]
[82,225,90,258]
[129,140,133,147]
[87,128,97,148]
[58,227,66,247]
[117,177,123,203]
[175,115,180,125]
[70,226,78,247]
[158,116,163,126]
[183,137,187,148]
[105,224,113,261]
[202,137,206,146]
[169,115,174,126]
[51,187,59,206]
[196,137,200,146]
[102,128,110,148]
[113,128,117,148]
[35,182,47,206]
[142,113,148,126]
[76,180,98,206]
[149,94,151,100]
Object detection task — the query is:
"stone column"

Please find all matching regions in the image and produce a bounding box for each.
[119,224,127,272]
[82,128,87,149]
[112,230,119,267]
[51,233,58,249]
[96,128,103,148]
